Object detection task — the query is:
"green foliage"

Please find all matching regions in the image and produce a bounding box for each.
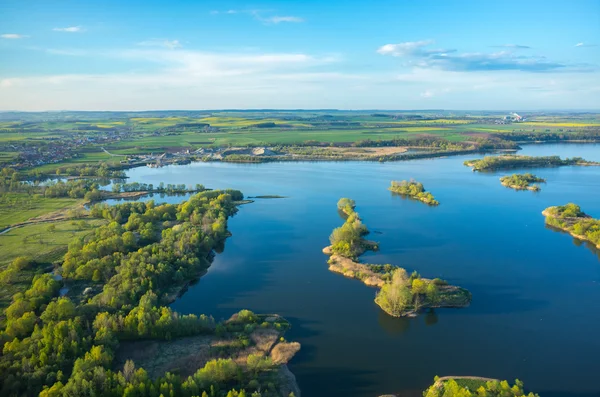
[500,173,545,190]
[465,155,597,171]
[93,292,215,340]
[375,269,413,315]
[0,190,293,397]
[329,203,372,259]
[389,180,439,205]
[54,163,125,178]
[43,179,101,199]
[112,181,203,194]
[336,198,356,214]
[374,268,455,317]
[423,377,540,397]
[545,204,600,247]
[246,354,273,375]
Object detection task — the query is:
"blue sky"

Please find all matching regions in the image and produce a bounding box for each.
[1,0,599,110]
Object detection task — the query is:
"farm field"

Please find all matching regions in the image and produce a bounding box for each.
[0,110,599,173]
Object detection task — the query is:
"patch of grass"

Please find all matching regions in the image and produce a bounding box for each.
[0,193,81,229]
[453,378,490,390]
[0,219,106,268]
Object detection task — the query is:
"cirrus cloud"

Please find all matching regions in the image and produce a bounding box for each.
[377,40,582,72]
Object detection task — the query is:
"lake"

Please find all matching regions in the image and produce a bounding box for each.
[120,144,600,397]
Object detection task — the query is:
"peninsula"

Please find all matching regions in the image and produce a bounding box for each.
[0,187,302,397]
[418,376,540,397]
[323,198,471,317]
[464,155,599,171]
[543,203,600,249]
[389,180,439,205]
[500,173,546,191]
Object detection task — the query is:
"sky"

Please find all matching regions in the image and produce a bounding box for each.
[0,0,599,111]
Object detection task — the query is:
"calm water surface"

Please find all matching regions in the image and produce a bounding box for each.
[122,144,600,397]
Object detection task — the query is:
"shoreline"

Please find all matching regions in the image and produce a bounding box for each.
[322,245,471,317]
[500,181,540,191]
[542,208,600,249]
[389,189,440,205]
[25,147,494,178]
[21,140,600,178]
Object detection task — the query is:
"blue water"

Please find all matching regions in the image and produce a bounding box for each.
[122,144,600,397]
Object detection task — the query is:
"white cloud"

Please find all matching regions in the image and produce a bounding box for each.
[376,40,435,56]
[575,42,597,48]
[1,33,29,39]
[1,46,598,110]
[210,9,304,24]
[137,39,182,49]
[53,26,83,33]
[265,16,304,23]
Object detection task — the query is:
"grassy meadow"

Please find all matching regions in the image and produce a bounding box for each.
[0,193,82,229]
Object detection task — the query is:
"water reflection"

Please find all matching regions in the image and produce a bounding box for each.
[544,224,600,256]
[423,310,438,327]
[377,308,411,335]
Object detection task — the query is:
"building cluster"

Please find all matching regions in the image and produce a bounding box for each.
[495,113,525,124]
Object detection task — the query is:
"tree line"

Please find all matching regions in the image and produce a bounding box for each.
[465,155,598,171]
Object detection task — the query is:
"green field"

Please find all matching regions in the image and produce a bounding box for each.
[0,219,106,268]
[0,193,81,228]
[1,111,599,173]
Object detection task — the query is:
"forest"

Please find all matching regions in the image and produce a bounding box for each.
[388,180,439,205]
[0,189,300,397]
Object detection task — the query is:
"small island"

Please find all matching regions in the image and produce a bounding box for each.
[464,155,599,171]
[389,180,439,205]
[324,198,470,317]
[500,173,546,191]
[543,203,600,249]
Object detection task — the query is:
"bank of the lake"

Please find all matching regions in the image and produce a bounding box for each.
[323,246,471,317]
[118,143,600,397]
[543,205,600,249]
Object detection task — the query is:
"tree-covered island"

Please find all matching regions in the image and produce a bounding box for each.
[323,199,470,317]
[499,173,546,191]
[543,203,600,249]
[388,180,439,205]
[464,155,599,171]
